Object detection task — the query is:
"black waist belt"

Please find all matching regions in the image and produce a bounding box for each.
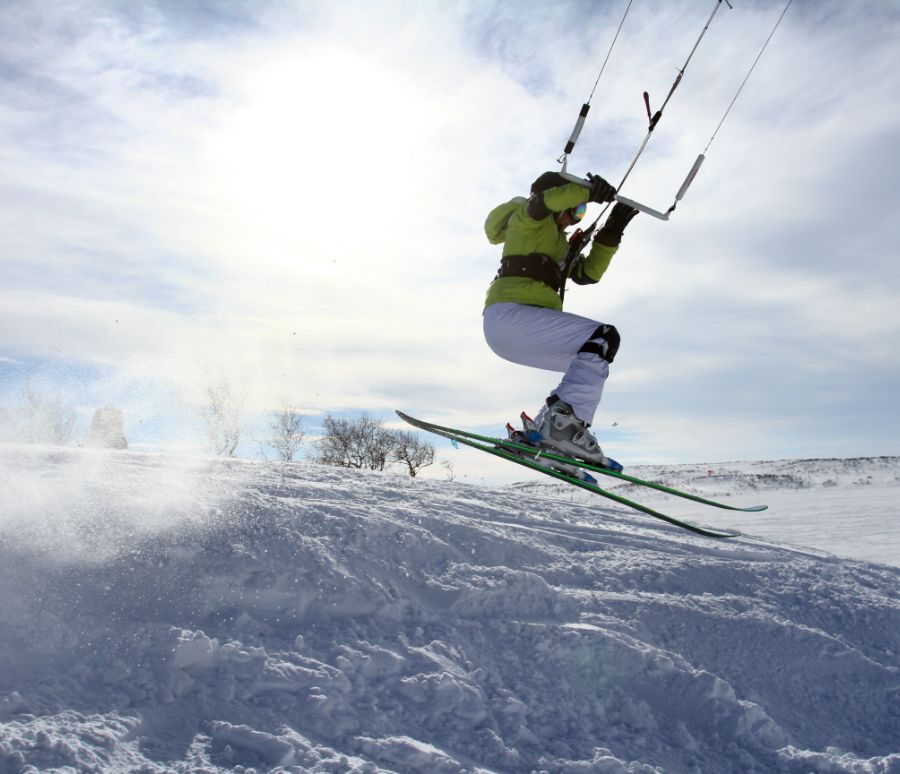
[496,253,563,294]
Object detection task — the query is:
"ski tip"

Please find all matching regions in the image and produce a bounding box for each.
[395,410,419,427]
[743,504,768,512]
[605,456,624,473]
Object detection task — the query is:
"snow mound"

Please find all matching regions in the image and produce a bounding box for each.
[1,447,898,773]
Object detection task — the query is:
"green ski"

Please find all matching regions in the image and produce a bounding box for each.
[397,410,762,539]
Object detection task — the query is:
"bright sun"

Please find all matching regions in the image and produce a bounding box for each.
[210,44,429,240]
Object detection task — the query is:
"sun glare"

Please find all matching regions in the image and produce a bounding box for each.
[209,45,428,241]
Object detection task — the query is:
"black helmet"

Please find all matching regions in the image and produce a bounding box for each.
[530,171,569,195]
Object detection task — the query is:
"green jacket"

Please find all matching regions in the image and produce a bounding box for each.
[483,181,618,311]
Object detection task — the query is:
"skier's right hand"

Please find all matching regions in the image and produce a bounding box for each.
[587,173,616,204]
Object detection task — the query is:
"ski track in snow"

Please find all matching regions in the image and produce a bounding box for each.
[1,446,898,774]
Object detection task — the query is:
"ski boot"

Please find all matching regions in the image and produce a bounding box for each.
[535,398,623,473]
[504,412,598,484]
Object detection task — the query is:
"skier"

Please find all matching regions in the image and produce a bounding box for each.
[482,171,638,469]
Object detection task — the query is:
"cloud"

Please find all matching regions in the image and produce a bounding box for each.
[1,0,899,475]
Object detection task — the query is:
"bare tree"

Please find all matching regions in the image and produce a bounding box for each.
[362,415,398,472]
[197,376,246,457]
[268,404,305,461]
[393,431,435,477]
[0,406,13,444]
[85,406,128,449]
[9,382,77,445]
[315,415,357,468]
[315,412,398,471]
[441,459,455,482]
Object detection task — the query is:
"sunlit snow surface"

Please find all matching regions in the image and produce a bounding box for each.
[513,457,900,567]
[1,447,898,773]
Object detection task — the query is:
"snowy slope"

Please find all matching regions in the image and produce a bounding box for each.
[1,447,898,773]
[508,457,900,567]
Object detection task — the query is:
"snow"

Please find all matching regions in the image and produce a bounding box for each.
[1,446,898,773]
[509,458,900,567]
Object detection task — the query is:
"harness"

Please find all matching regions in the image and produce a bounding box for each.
[495,253,564,294]
[494,219,595,300]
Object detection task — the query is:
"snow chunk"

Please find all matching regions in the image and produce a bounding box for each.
[355,735,464,773]
[446,565,578,620]
[208,720,296,767]
[778,745,900,773]
[171,628,220,669]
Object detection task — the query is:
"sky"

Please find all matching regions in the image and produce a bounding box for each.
[1,0,899,484]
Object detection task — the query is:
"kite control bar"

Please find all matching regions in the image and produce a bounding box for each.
[558,156,706,222]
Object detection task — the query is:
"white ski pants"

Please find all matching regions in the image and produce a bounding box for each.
[482,302,612,425]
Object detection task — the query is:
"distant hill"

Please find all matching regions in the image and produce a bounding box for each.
[506,456,900,499]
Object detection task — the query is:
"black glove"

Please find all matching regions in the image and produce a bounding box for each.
[587,173,616,204]
[594,202,639,247]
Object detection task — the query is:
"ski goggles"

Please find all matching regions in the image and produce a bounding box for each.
[570,202,587,222]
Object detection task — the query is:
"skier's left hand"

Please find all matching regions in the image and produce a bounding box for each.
[605,202,639,231]
[594,202,639,246]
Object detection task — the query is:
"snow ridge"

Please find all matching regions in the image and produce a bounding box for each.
[1,447,898,773]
